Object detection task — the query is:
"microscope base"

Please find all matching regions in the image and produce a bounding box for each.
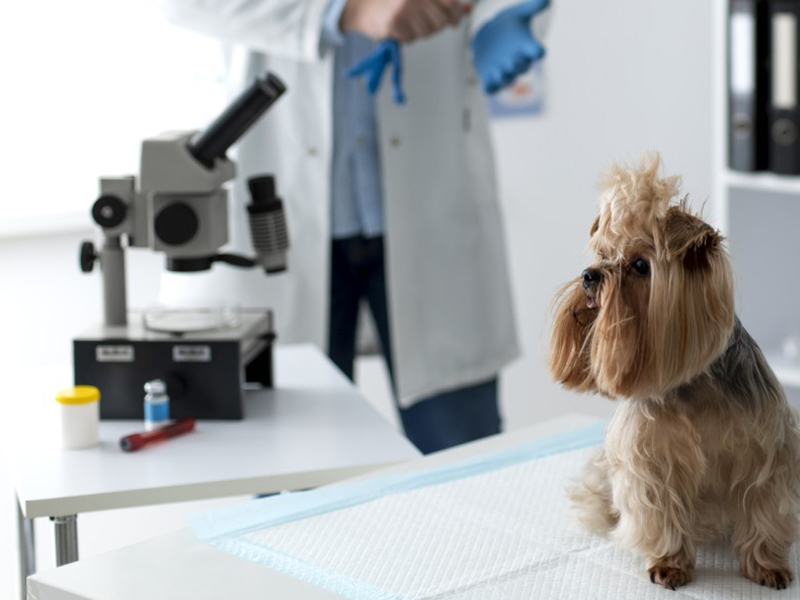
[73,309,275,420]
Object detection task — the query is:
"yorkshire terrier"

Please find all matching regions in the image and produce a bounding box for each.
[548,154,800,590]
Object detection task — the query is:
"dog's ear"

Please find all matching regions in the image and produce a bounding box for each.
[663,208,723,271]
[589,216,600,238]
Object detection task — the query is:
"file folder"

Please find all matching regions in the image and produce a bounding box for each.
[729,0,769,171]
[769,0,800,174]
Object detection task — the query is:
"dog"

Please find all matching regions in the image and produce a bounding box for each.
[548,153,800,590]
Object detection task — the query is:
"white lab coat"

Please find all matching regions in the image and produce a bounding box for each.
[160,0,520,407]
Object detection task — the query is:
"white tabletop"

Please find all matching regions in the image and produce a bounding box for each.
[2,344,420,519]
[26,414,601,600]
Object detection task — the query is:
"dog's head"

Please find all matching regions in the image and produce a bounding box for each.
[548,153,735,400]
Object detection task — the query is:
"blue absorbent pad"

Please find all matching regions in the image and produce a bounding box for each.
[188,423,605,598]
[188,421,799,599]
[190,422,606,542]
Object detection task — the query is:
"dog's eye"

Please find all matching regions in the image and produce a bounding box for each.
[631,258,650,276]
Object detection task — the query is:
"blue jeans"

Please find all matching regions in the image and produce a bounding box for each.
[328,236,502,454]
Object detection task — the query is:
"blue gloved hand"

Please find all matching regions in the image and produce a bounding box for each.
[472,0,549,94]
[346,39,406,105]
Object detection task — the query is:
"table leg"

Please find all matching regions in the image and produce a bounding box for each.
[15,493,35,600]
[51,515,79,566]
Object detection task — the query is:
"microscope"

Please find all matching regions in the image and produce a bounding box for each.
[74,73,289,421]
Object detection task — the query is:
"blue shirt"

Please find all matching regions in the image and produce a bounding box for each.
[322,0,385,240]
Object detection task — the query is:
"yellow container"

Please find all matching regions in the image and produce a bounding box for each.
[55,386,100,449]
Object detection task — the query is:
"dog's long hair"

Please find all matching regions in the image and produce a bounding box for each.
[548,153,800,590]
[549,154,734,399]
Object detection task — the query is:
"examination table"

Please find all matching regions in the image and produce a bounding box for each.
[28,414,796,600]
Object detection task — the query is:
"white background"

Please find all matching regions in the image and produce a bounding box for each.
[0,0,714,597]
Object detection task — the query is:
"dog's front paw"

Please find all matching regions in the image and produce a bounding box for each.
[648,563,692,591]
[746,565,794,590]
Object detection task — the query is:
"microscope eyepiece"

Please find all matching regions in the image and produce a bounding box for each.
[248,176,277,203]
[188,72,286,169]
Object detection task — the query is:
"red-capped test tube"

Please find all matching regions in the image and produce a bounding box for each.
[120,418,196,452]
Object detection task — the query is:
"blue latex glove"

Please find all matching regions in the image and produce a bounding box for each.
[472,0,549,94]
[346,39,406,105]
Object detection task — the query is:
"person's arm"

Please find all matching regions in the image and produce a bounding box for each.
[321,0,350,48]
[340,0,468,43]
[161,0,333,62]
[339,0,470,104]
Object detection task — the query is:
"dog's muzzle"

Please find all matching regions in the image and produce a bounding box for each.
[581,268,601,310]
[582,268,602,288]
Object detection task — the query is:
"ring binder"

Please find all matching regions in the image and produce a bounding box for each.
[729,0,770,172]
[769,0,800,174]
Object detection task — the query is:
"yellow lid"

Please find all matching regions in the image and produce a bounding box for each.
[55,386,100,405]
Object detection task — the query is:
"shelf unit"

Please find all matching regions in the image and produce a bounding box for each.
[723,170,800,195]
[714,0,800,394]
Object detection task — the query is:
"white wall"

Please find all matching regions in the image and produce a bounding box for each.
[0,229,163,368]
[0,1,714,595]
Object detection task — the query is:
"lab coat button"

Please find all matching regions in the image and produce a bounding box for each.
[390,136,401,148]
[308,147,318,156]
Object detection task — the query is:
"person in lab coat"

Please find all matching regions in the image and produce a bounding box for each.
[161,0,548,453]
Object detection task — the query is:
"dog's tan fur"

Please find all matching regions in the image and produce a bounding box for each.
[548,153,800,590]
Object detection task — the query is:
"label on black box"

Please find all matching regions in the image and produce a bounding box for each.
[173,345,212,362]
[96,345,135,362]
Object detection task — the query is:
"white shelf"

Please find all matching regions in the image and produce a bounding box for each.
[766,353,800,389]
[724,170,800,196]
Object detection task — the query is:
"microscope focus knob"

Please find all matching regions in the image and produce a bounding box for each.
[92,195,127,229]
[79,241,97,273]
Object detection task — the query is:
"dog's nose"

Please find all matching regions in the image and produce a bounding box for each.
[582,268,601,288]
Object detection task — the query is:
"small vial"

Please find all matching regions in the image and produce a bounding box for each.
[144,379,170,431]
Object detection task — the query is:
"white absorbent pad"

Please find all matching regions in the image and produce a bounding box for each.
[189,422,800,599]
